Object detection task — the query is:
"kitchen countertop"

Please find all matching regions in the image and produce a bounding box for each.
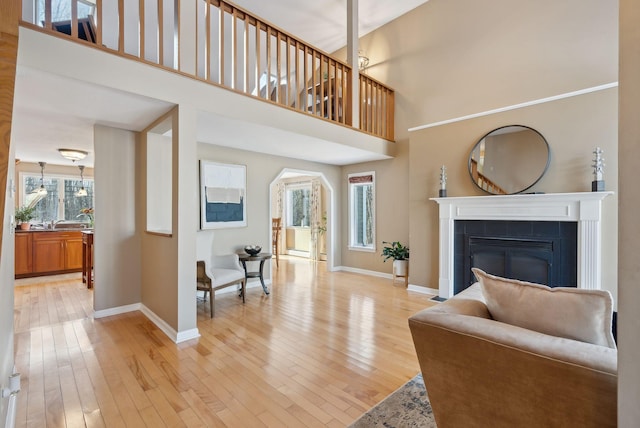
[16,228,93,233]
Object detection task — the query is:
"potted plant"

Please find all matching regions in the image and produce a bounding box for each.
[15,205,36,230]
[381,241,410,277]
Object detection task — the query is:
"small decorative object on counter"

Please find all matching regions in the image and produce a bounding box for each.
[244,245,262,256]
[439,165,447,197]
[592,147,605,192]
[80,207,94,228]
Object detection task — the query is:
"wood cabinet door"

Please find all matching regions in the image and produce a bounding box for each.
[65,238,84,270]
[15,233,32,275]
[33,238,65,273]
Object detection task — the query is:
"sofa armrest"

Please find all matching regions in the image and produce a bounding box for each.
[425,286,492,320]
[409,304,617,427]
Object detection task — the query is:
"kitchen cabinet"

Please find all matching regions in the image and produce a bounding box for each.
[15,232,32,275]
[16,230,84,278]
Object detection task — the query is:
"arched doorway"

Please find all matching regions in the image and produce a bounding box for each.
[269,168,335,271]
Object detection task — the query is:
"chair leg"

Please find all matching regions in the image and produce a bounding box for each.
[210,290,215,318]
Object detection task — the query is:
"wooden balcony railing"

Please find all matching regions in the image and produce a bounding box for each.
[470,159,507,194]
[360,74,394,141]
[20,0,394,141]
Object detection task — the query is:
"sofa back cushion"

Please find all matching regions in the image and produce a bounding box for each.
[472,268,616,349]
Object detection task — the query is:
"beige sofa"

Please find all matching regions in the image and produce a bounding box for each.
[409,283,617,428]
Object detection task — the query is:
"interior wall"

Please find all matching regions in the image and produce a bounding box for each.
[175,105,198,335]
[336,0,617,279]
[197,143,342,273]
[409,88,618,300]
[93,125,141,312]
[618,0,640,424]
[0,137,16,425]
[139,113,179,330]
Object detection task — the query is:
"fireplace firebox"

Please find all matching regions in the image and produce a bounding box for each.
[455,220,577,294]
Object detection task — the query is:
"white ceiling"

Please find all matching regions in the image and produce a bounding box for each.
[12,0,429,167]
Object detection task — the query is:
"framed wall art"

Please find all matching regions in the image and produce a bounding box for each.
[200,160,247,229]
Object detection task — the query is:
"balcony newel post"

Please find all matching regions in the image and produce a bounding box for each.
[347,0,359,128]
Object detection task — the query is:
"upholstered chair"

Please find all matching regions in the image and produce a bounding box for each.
[197,254,246,317]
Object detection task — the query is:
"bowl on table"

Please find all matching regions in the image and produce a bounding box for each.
[244,245,262,256]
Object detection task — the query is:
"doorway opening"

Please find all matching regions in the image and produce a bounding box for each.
[270,169,335,271]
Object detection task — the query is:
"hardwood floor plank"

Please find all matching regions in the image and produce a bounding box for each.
[145,387,187,428]
[14,258,437,427]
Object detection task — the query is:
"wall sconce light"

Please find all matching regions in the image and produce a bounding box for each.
[76,165,88,197]
[58,148,88,162]
[36,161,47,196]
[358,50,369,71]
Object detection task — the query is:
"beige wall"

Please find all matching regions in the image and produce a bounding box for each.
[197,144,342,273]
[337,0,617,281]
[618,0,640,424]
[409,88,618,299]
[94,126,141,312]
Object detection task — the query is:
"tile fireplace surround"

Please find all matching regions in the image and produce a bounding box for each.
[432,192,613,299]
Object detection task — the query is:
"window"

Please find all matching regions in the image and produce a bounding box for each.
[22,173,94,223]
[349,172,375,251]
[36,0,95,23]
[286,183,311,227]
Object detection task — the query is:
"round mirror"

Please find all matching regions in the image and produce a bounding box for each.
[468,125,550,195]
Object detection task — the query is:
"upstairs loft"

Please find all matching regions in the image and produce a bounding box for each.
[16,0,396,165]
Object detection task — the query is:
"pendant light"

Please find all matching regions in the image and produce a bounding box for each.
[76,165,88,197]
[34,162,47,196]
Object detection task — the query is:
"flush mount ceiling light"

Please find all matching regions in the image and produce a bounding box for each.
[76,165,88,197]
[58,148,88,162]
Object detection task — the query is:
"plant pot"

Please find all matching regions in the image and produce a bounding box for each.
[19,223,31,230]
[393,259,409,277]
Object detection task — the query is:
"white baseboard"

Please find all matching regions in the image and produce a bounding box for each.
[287,250,310,258]
[140,304,200,344]
[94,303,141,318]
[408,284,439,296]
[93,302,200,344]
[336,266,439,296]
[336,265,393,279]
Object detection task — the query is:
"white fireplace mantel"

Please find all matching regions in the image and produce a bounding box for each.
[431,192,613,298]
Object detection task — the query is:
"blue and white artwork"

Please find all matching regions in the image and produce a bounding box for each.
[200,160,247,229]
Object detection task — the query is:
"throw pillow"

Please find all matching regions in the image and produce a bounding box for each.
[472,268,616,349]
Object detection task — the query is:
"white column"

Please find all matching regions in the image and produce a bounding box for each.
[438,203,455,298]
[175,104,199,340]
[347,0,360,128]
[577,198,604,290]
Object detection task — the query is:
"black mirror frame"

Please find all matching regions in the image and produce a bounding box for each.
[468,125,551,195]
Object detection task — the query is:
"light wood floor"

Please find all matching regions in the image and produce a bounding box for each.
[13,257,437,427]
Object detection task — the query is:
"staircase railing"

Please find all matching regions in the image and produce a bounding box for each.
[20,0,394,141]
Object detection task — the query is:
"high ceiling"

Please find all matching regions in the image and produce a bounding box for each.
[12,0,429,167]
[233,0,429,54]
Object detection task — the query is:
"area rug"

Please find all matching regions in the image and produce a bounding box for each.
[349,373,437,428]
